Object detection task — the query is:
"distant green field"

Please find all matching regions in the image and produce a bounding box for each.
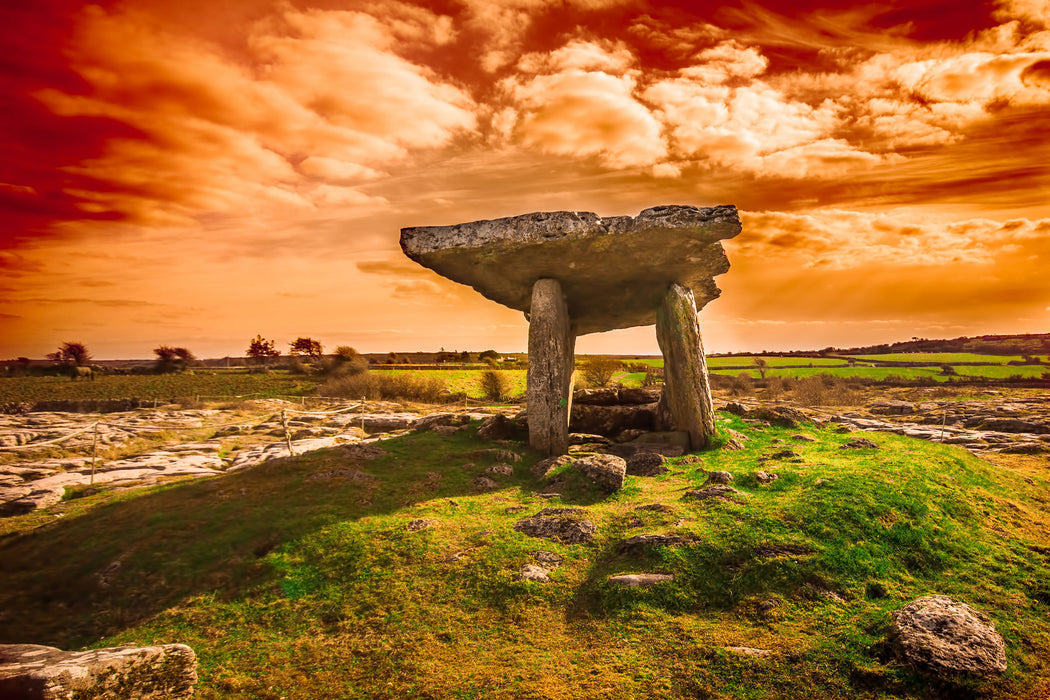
[633,356,848,369]
[712,364,1049,381]
[845,352,1045,363]
[0,373,316,404]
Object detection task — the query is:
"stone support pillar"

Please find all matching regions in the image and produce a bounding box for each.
[527,278,576,456]
[655,283,716,450]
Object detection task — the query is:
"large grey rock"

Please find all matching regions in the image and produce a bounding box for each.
[514,507,596,544]
[0,643,197,699]
[625,452,668,476]
[889,596,1007,678]
[574,454,627,491]
[400,205,740,335]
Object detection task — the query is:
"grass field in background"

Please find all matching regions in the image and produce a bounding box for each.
[2,416,1049,698]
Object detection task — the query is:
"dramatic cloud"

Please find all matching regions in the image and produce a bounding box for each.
[1,0,1049,356]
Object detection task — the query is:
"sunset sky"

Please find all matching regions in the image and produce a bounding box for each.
[1,0,1048,359]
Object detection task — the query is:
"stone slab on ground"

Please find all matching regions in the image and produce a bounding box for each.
[0,643,197,699]
[400,205,740,334]
[889,595,1007,678]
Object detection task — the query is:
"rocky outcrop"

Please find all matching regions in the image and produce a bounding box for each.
[889,596,1007,678]
[0,643,197,699]
[514,507,596,544]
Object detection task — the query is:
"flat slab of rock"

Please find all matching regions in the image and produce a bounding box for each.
[889,595,1007,678]
[608,573,674,587]
[0,643,197,699]
[400,205,740,334]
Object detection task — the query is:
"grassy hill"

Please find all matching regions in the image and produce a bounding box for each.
[2,414,1050,698]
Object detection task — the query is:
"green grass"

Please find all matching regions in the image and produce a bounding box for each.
[0,372,317,404]
[714,365,1049,381]
[845,353,1046,364]
[2,417,1049,698]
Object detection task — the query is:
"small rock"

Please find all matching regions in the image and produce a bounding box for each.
[723,438,745,451]
[625,452,668,476]
[767,449,799,460]
[634,503,672,512]
[532,550,564,569]
[531,454,572,479]
[704,470,733,484]
[758,599,781,614]
[683,485,747,501]
[724,646,775,659]
[477,414,524,441]
[791,433,816,442]
[607,573,673,587]
[406,519,437,532]
[473,476,499,491]
[889,595,1007,678]
[575,454,627,492]
[515,564,550,582]
[618,534,688,553]
[485,463,515,477]
[754,470,779,484]
[840,438,879,449]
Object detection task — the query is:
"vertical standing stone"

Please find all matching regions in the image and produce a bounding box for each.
[656,283,716,450]
[527,278,575,456]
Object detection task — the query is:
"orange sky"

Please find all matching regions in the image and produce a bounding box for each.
[1,0,1048,359]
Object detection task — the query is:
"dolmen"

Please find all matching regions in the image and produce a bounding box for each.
[401,205,741,456]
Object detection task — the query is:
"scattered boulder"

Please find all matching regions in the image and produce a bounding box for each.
[704,470,733,484]
[473,476,499,491]
[634,503,672,512]
[749,406,808,428]
[515,564,550,582]
[574,454,627,492]
[531,550,564,569]
[476,413,525,441]
[414,413,470,433]
[841,438,879,449]
[568,433,612,446]
[514,508,596,544]
[683,485,747,501]
[618,533,689,553]
[889,595,1007,678]
[791,434,816,442]
[531,454,573,479]
[754,470,779,485]
[625,452,668,476]
[485,463,515,477]
[0,643,197,699]
[766,449,800,460]
[607,573,673,587]
[341,443,387,460]
[724,646,775,659]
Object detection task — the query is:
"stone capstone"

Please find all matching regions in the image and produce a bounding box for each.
[0,643,197,699]
[889,596,1007,678]
[514,508,596,544]
[574,454,627,491]
[400,205,741,335]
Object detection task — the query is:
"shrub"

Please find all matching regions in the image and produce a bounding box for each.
[581,357,622,387]
[728,372,754,396]
[479,369,513,401]
[318,371,447,403]
[643,366,664,386]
